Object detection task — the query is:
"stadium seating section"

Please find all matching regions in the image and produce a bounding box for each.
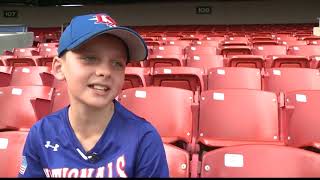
[1,24,320,177]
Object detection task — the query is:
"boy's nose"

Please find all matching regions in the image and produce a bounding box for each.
[95,64,111,77]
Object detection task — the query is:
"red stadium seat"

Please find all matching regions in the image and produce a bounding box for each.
[198,89,283,148]
[251,40,278,46]
[163,40,192,48]
[221,40,249,46]
[37,42,58,48]
[143,37,156,41]
[193,40,220,47]
[287,45,320,56]
[275,35,297,42]
[145,45,185,67]
[308,40,320,45]
[0,55,15,66]
[207,67,262,90]
[0,66,13,87]
[200,144,320,177]
[144,41,161,47]
[151,66,205,92]
[37,47,58,57]
[219,46,252,57]
[35,56,55,69]
[159,36,180,41]
[51,79,69,113]
[0,86,54,130]
[0,131,28,177]
[251,36,274,41]
[186,55,224,72]
[2,50,14,56]
[164,143,190,178]
[185,46,218,57]
[118,87,195,145]
[151,45,185,55]
[262,68,320,94]
[279,40,307,46]
[0,58,12,65]
[12,48,39,57]
[10,66,54,86]
[147,54,185,68]
[225,55,265,68]
[299,35,320,41]
[179,37,200,41]
[226,37,249,42]
[252,45,287,56]
[4,57,38,67]
[285,90,320,151]
[123,67,150,90]
[264,55,310,68]
[309,55,320,69]
[203,36,225,42]
[126,61,144,67]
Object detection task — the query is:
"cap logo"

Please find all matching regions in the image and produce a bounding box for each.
[89,14,117,27]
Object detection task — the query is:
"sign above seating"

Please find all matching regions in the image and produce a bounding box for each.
[196,6,212,15]
[3,10,18,18]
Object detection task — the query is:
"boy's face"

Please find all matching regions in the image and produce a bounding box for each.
[52,34,128,109]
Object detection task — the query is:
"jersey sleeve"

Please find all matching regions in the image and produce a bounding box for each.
[134,123,169,178]
[18,126,46,177]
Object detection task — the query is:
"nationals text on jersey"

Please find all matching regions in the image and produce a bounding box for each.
[43,155,127,178]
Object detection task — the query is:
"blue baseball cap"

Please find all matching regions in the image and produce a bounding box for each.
[58,13,148,62]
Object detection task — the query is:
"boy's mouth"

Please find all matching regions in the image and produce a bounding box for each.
[88,84,110,92]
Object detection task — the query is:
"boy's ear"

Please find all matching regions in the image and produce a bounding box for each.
[52,56,65,81]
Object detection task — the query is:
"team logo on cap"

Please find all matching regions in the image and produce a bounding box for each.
[89,14,117,27]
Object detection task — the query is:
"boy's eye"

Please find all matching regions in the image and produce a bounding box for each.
[80,56,97,63]
[111,60,125,70]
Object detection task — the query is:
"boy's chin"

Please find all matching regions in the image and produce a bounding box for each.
[84,99,114,109]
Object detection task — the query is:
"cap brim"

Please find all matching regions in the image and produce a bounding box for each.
[67,27,148,62]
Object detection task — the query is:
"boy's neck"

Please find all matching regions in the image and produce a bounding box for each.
[68,102,115,138]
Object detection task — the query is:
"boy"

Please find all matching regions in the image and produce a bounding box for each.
[18,13,169,178]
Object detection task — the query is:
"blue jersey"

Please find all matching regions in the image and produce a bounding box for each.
[18,100,169,178]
